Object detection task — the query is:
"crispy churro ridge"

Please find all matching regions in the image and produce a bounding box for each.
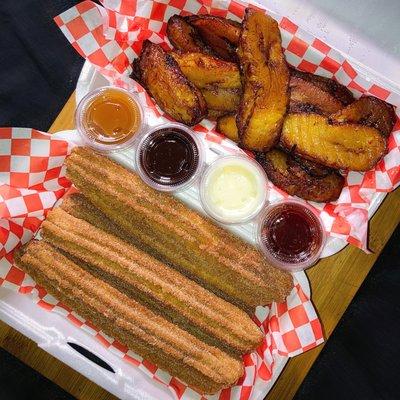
[60,193,247,308]
[66,147,293,308]
[41,207,263,354]
[14,241,244,394]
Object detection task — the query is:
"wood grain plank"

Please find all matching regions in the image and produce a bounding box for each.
[48,92,76,133]
[0,92,399,400]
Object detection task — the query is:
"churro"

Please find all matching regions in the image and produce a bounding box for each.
[41,206,263,354]
[66,147,293,309]
[14,240,244,394]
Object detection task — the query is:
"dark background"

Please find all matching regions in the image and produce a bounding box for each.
[0,0,399,399]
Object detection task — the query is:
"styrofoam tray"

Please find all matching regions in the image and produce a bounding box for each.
[2,1,400,399]
[0,269,309,400]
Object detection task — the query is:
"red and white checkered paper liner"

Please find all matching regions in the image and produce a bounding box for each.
[0,128,323,399]
[0,0,399,397]
[54,0,400,251]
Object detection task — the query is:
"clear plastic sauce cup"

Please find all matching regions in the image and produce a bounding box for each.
[135,123,204,192]
[75,86,145,152]
[257,199,326,271]
[199,155,268,224]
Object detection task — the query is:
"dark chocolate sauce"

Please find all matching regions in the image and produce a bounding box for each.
[139,128,199,187]
[261,203,323,264]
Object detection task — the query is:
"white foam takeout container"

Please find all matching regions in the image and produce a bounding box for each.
[2,1,400,399]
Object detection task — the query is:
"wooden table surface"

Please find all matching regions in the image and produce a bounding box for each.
[1,93,399,400]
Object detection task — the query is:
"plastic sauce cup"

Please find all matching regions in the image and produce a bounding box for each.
[199,155,268,224]
[135,123,204,192]
[75,86,145,152]
[257,199,326,271]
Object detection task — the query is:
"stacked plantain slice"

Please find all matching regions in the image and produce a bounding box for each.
[130,8,396,203]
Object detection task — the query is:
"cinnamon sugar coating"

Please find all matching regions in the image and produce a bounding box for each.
[14,241,244,394]
[66,147,293,309]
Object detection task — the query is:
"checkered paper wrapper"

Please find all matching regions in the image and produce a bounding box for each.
[0,0,399,397]
[54,0,400,251]
[0,128,323,400]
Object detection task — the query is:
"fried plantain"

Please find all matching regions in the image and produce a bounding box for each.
[290,67,354,106]
[208,109,228,120]
[289,75,344,115]
[290,153,332,178]
[281,113,387,171]
[138,41,207,126]
[186,15,241,61]
[237,9,289,152]
[329,96,396,137]
[201,87,240,112]
[166,15,211,54]
[256,149,344,202]
[171,52,241,89]
[169,53,350,118]
[289,102,326,115]
[216,113,239,142]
